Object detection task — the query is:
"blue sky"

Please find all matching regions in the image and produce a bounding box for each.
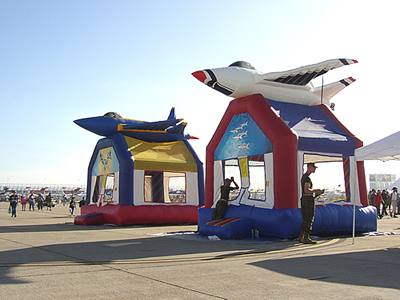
[1,0,399,188]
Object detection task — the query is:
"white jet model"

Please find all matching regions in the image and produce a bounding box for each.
[192,59,357,109]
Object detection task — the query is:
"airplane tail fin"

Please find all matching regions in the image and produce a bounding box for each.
[167,122,186,135]
[167,122,199,139]
[312,77,356,101]
[167,107,176,121]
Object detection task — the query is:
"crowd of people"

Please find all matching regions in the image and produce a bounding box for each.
[369,187,400,219]
[7,192,85,218]
[7,185,400,222]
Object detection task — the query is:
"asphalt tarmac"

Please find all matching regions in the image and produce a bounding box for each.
[1,201,400,299]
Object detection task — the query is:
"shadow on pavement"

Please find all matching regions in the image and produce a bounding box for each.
[0,225,302,285]
[250,247,400,290]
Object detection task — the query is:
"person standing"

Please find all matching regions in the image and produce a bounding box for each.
[369,189,376,206]
[20,194,27,211]
[69,197,76,217]
[374,190,383,219]
[398,194,400,215]
[299,163,324,244]
[46,193,53,211]
[36,194,44,211]
[28,193,35,211]
[9,191,18,218]
[79,197,85,206]
[381,190,388,216]
[391,187,398,218]
[211,177,239,220]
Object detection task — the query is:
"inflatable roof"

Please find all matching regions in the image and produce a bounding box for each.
[269,99,357,157]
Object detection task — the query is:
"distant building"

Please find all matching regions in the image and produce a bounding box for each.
[369,174,396,191]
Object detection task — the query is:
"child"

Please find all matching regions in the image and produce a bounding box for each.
[69,197,75,217]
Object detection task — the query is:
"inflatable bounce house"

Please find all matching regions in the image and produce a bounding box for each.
[192,59,377,239]
[73,108,204,226]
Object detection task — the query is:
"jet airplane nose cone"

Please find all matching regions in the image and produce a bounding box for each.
[73,118,99,133]
[73,116,113,136]
[192,71,207,83]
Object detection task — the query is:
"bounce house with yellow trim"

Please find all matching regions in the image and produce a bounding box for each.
[73,108,204,226]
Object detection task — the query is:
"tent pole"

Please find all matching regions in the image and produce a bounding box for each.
[352,202,356,245]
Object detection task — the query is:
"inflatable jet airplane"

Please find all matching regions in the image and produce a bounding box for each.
[192,59,357,108]
[74,108,197,142]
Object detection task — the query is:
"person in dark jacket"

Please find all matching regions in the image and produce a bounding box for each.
[69,197,76,217]
[9,191,18,218]
[36,194,44,210]
[28,192,35,211]
[381,190,389,216]
[211,177,239,220]
[45,193,53,211]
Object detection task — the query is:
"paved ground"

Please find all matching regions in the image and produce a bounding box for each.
[1,201,400,299]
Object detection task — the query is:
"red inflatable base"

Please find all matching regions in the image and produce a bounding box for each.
[77,204,200,226]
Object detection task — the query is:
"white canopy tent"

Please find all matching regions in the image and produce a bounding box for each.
[384,179,400,191]
[356,131,400,190]
[352,131,400,244]
[355,131,400,161]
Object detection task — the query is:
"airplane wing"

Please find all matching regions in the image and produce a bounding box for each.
[122,120,180,131]
[262,58,358,86]
[123,108,183,131]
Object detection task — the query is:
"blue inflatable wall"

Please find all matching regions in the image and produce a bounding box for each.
[198,205,377,239]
